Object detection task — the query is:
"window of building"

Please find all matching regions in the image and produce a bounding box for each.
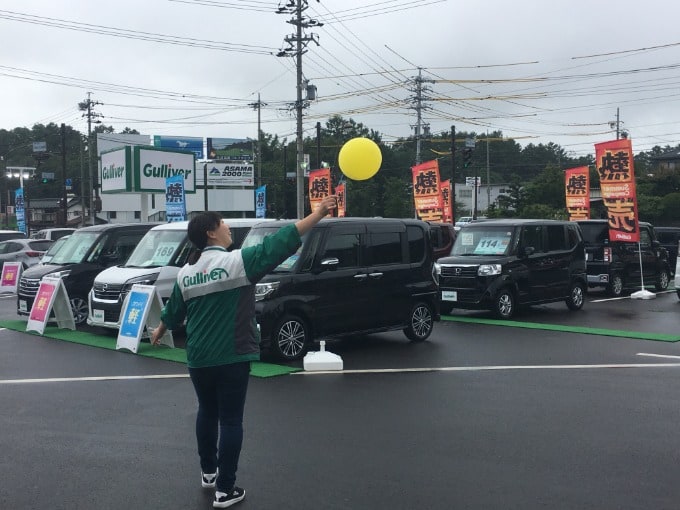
[109,211,117,219]
[134,211,141,219]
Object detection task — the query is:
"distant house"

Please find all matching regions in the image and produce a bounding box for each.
[652,150,680,171]
[26,196,105,231]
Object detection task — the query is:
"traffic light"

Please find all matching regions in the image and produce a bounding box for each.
[463,147,473,168]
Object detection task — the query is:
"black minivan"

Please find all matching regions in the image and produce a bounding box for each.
[437,219,587,319]
[18,223,157,325]
[241,218,440,361]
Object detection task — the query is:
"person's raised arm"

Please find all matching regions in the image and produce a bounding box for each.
[295,195,338,236]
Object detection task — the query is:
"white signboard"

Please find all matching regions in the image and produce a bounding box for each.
[134,147,196,193]
[206,163,254,187]
[25,276,76,335]
[0,262,22,294]
[100,147,132,193]
[116,284,173,353]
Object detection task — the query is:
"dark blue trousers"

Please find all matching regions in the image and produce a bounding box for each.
[188,361,251,492]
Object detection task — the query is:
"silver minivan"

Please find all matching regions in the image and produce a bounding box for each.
[87,218,271,330]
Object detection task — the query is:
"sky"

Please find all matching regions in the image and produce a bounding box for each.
[1,0,680,160]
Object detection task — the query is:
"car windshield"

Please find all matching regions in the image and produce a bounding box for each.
[41,237,68,263]
[48,232,101,264]
[124,229,187,267]
[241,225,307,272]
[451,226,517,256]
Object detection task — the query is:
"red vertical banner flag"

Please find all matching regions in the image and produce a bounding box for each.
[335,183,346,217]
[594,138,640,242]
[564,166,590,220]
[412,160,444,222]
[308,168,331,215]
[440,179,452,223]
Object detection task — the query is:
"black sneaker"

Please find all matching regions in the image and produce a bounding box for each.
[201,470,217,488]
[213,486,245,508]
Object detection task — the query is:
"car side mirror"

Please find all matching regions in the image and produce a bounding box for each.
[522,246,535,257]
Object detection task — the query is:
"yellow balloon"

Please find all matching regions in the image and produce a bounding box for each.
[338,137,382,181]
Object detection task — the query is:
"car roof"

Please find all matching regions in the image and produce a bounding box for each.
[148,218,274,231]
[75,222,160,232]
[462,219,571,226]
[576,219,652,227]
[249,217,429,229]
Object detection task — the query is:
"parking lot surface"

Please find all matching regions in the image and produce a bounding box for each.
[2,289,680,509]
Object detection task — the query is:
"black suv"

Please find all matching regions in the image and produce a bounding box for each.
[241,218,440,361]
[437,219,587,319]
[576,220,671,296]
[18,223,157,325]
[654,227,680,276]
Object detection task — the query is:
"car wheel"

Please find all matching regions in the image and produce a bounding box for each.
[440,302,454,315]
[607,274,624,297]
[565,281,585,311]
[271,314,310,361]
[492,288,515,319]
[404,301,434,342]
[655,267,670,291]
[70,296,89,325]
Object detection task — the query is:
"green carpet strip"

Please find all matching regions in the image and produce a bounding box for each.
[441,315,680,342]
[0,320,300,377]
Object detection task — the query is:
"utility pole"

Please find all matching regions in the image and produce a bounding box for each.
[249,93,266,189]
[61,123,68,227]
[450,125,456,223]
[79,93,102,225]
[276,0,322,218]
[409,68,433,165]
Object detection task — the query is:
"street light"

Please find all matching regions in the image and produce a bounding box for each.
[6,167,34,233]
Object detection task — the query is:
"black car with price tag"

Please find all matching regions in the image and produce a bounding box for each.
[436,219,587,319]
[17,223,157,325]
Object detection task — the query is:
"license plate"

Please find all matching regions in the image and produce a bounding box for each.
[442,290,458,302]
[19,300,27,312]
[92,309,104,323]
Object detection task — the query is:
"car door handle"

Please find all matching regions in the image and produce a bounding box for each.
[353,274,368,281]
[368,272,383,279]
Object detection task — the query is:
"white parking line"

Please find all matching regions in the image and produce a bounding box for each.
[637,352,680,360]
[295,362,680,375]
[0,374,189,384]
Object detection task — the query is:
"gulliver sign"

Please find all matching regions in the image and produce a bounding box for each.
[100,146,132,193]
[134,147,196,193]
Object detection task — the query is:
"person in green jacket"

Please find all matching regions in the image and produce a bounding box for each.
[151,195,337,508]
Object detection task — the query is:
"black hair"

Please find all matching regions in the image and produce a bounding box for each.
[187,211,222,251]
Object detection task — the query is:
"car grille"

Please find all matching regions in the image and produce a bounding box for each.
[105,309,122,323]
[93,282,125,300]
[440,265,478,278]
[440,265,479,289]
[18,277,41,297]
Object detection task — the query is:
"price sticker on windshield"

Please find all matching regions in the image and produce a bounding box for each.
[473,237,510,255]
[152,243,177,265]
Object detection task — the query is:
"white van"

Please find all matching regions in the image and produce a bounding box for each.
[87,218,272,331]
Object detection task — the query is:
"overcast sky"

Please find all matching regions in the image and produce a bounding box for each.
[1,0,679,159]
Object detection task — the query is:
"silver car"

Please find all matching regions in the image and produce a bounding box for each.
[0,239,53,268]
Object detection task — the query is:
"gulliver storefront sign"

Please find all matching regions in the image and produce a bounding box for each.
[101,146,196,194]
[101,146,132,192]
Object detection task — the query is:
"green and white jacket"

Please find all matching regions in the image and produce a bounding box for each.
[161,224,301,368]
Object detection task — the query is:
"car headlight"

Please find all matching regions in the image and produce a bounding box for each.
[48,270,72,279]
[123,275,159,293]
[255,281,279,302]
[478,264,502,276]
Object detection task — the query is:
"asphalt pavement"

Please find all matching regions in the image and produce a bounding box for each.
[2,289,680,509]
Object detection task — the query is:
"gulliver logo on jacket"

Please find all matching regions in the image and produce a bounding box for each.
[182,268,229,287]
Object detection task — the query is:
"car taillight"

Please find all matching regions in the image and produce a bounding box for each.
[26,251,41,257]
[603,247,611,262]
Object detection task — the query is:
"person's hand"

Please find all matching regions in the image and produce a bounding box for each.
[316,195,338,217]
[150,326,165,346]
